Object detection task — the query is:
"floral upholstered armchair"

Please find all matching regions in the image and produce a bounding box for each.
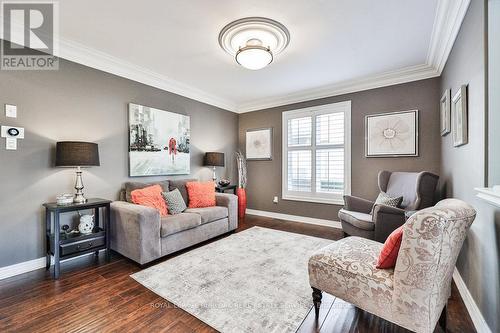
[309,199,476,333]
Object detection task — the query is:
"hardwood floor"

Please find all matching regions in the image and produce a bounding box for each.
[0,215,475,333]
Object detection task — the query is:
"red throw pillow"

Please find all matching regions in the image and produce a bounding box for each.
[376,226,403,269]
[130,184,168,217]
[186,181,216,208]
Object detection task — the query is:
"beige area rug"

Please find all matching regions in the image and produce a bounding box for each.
[131,226,332,333]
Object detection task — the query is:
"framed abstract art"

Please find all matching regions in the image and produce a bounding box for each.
[440,89,451,136]
[128,103,190,176]
[452,85,468,147]
[246,128,273,160]
[365,110,418,157]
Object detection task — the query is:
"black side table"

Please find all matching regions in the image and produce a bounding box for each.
[216,184,237,194]
[43,198,111,279]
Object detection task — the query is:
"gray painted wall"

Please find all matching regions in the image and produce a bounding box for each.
[488,0,500,186]
[0,56,238,268]
[239,78,441,221]
[440,0,499,331]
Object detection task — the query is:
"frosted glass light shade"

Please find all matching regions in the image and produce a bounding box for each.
[236,46,273,70]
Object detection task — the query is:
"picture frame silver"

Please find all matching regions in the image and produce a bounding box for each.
[452,85,468,147]
[246,127,273,161]
[365,110,419,157]
[440,89,451,136]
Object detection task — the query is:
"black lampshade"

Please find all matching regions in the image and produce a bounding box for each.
[203,152,224,167]
[55,141,100,167]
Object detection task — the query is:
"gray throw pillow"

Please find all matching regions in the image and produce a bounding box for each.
[162,189,187,215]
[371,192,403,214]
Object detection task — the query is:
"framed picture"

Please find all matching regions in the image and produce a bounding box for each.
[246,128,273,160]
[128,103,190,176]
[452,85,468,147]
[440,89,451,136]
[365,110,418,157]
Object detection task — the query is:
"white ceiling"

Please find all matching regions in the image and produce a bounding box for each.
[53,0,470,112]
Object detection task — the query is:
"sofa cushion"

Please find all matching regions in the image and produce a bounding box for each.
[169,179,197,205]
[125,180,169,203]
[160,213,201,237]
[130,185,169,217]
[185,206,228,224]
[338,209,374,230]
[386,172,418,208]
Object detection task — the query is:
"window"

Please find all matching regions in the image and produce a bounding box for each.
[282,101,351,204]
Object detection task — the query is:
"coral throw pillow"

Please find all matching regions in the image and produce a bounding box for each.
[130,184,168,217]
[186,181,216,208]
[376,226,404,269]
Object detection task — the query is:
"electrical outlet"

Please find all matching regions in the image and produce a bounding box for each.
[273,196,279,204]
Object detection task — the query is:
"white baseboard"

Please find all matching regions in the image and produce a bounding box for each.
[0,257,48,281]
[246,209,342,229]
[453,268,492,333]
[0,250,105,281]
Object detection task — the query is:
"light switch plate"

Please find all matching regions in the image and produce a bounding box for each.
[5,104,17,118]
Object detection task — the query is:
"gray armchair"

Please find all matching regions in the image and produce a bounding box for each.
[339,171,439,242]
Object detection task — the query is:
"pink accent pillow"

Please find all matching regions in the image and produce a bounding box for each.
[130,184,168,217]
[186,181,216,208]
[376,226,403,269]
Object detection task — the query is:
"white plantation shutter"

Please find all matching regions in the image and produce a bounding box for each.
[282,101,351,204]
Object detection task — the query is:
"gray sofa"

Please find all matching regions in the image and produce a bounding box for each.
[110,179,238,265]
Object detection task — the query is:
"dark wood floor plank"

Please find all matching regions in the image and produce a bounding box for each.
[297,293,337,333]
[0,215,475,333]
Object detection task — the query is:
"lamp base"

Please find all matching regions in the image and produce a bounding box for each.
[212,166,217,183]
[74,167,87,203]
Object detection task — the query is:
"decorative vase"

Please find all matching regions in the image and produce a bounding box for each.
[236,188,247,219]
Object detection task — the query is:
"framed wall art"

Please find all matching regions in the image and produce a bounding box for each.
[365,110,418,157]
[246,128,273,160]
[452,85,468,147]
[440,89,451,136]
[128,103,190,176]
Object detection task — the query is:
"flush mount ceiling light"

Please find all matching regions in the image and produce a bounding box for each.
[219,17,290,70]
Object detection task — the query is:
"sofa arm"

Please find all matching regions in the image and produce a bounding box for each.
[372,204,406,242]
[343,195,374,214]
[110,201,161,265]
[216,193,238,231]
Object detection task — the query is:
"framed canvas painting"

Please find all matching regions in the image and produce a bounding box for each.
[452,85,468,147]
[246,128,273,160]
[440,89,451,136]
[365,110,418,157]
[128,103,190,176]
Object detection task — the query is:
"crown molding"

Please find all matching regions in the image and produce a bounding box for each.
[3,0,470,114]
[58,39,238,112]
[427,0,471,73]
[236,64,440,113]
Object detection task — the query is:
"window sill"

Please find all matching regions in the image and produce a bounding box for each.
[475,187,500,208]
[282,195,345,206]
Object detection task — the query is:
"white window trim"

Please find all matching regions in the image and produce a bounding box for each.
[282,101,351,205]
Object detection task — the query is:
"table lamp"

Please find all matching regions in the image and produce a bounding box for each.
[203,152,224,182]
[55,141,100,203]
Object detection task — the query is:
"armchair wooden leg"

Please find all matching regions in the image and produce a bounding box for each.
[439,304,447,331]
[312,287,322,318]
